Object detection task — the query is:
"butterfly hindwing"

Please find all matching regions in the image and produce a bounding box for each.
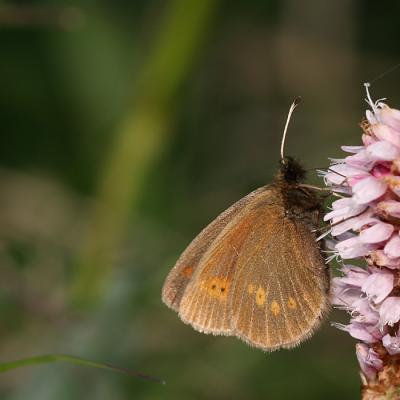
[230,208,329,350]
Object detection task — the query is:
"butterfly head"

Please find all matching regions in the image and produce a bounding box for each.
[279,156,306,184]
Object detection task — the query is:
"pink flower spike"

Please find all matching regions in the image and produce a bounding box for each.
[384,234,400,258]
[382,334,400,355]
[367,140,400,161]
[380,106,400,132]
[356,343,383,380]
[359,222,394,244]
[326,96,400,389]
[352,176,387,204]
[379,297,400,327]
[361,270,394,303]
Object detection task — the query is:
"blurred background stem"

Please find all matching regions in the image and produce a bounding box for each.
[71,0,219,307]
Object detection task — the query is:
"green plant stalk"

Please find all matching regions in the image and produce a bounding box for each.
[0,354,164,384]
[72,0,219,305]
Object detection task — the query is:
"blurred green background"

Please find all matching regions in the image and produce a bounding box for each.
[0,0,399,399]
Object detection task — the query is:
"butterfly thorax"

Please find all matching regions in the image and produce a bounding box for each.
[274,157,322,227]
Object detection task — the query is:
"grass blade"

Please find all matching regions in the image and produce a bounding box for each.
[0,354,165,384]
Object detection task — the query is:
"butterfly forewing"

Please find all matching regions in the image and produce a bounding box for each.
[162,187,268,311]
[177,197,269,334]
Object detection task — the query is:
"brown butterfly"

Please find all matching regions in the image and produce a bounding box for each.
[162,99,330,351]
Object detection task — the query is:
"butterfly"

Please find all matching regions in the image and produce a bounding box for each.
[162,99,330,351]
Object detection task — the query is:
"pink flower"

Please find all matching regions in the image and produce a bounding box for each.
[342,145,365,153]
[379,297,400,327]
[384,234,400,258]
[351,298,379,324]
[335,236,377,259]
[366,141,400,161]
[339,265,369,287]
[325,86,400,383]
[382,333,400,355]
[359,222,394,244]
[352,176,387,204]
[379,105,400,131]
[324,198,367,222]
[331,277,362,309]
[356,343,383,380]
[372,124,400,148]
[334,321,382,343]
[361,270,393,303]
[331,210,376,237]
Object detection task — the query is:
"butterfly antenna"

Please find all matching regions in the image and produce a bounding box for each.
[280,96,301,164]
[368,62,400,85]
